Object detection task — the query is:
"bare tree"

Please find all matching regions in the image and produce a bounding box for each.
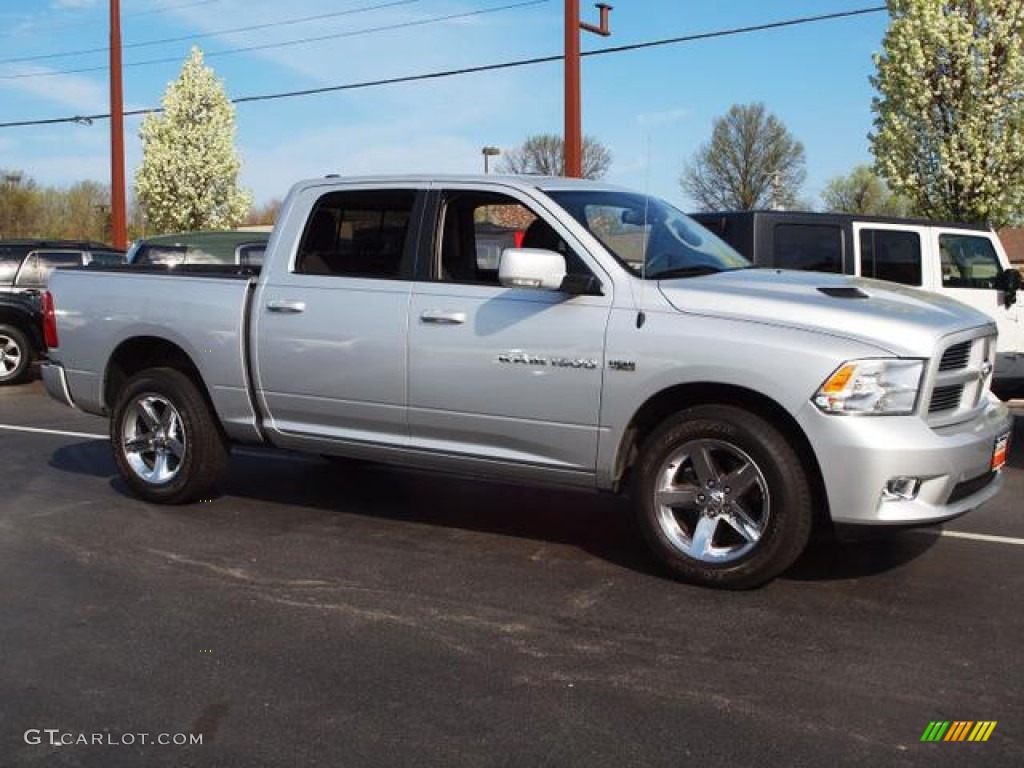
[681,103,806,211]
[242,197,282,227]
[498,133,612,179]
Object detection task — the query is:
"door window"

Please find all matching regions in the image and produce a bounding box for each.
[296,189,415,279]
[939,234,1002,289]
[773,224,843,272]
[436,192,588,284]
[859,229,922,286]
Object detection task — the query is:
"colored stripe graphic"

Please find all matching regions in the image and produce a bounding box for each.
[945,721,972,741]
[969,722,997,742]
[921,721,996,742]
[921,722,950,741]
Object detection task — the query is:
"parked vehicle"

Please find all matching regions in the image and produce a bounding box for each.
[0,240,124,384]
[690,211,1023,389]
[126,230,270,267]
[41,176,1012,587]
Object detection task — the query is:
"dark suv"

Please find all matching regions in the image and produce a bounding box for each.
[0,240,124,384]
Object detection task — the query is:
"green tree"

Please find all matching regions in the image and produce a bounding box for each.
[870,0,1024,226]
[498,133,612,179]
[136,47,250,233]
[681,103,806,211]
[821,165,912,217]
[0,170,42,238]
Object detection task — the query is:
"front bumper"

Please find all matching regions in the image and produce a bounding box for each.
[798,395,1012,526]
[41,362,76,409]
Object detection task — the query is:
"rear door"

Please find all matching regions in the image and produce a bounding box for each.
[252,185,425,446]
[406,184,611,475]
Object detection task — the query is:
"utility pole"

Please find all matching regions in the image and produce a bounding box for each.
[564,2,611,178]
[109,0,127,249]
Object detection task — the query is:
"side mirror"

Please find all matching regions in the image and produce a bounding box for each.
[498,248,567,291]
[995,267,1021,308]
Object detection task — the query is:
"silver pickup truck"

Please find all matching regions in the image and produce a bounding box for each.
[41,175,1013,588]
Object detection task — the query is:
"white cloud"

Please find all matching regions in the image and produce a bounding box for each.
[0,66,107,114]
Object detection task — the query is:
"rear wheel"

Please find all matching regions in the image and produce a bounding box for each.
[111,368,229,504]
[0,324,32,385]
[631,405,813,588]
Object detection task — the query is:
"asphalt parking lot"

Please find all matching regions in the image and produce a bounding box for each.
[1,375,1022,768]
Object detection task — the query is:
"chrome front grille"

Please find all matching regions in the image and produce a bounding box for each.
[929,384,965,414]
[924,330,996,426]
[938,341,971,371]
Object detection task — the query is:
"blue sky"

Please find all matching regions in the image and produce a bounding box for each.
[0,0,890,209]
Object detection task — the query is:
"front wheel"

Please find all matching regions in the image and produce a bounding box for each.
[111,368,229,504]
[631,405,813,589]
[0,324,32,385]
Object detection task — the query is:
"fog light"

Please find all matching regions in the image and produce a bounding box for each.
[882,476,921,501]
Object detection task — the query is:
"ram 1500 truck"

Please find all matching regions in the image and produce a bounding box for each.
[41,176,1013,588]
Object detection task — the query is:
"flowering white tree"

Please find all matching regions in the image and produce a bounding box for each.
[136,47,250,232]
[870,0,1024,226]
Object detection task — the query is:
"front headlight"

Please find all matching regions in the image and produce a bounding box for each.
[814,359,924,415]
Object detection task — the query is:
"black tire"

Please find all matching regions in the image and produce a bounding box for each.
[0,323,32,385]
[631,405,813,589]
[111,367,230,504]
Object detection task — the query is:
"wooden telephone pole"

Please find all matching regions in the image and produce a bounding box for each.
[564,1,611,178]
[110,0,127,249]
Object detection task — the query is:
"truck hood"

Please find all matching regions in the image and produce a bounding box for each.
[657,268,993,356]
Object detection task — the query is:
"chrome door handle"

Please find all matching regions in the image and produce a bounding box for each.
[420,310,467,325]
[267,299,306,314]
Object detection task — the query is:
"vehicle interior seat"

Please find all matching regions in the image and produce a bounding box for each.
[298,209,338,275]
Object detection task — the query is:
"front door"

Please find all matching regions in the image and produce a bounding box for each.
[407,186,611,476]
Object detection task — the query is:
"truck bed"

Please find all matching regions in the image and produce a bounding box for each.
[46,267,262,442]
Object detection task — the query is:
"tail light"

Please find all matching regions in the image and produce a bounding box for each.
[42,290,59,348]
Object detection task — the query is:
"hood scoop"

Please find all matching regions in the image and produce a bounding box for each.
[817,286,869,299]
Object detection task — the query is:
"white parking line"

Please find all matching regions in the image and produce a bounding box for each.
[0,423,106,440]
[914,529,1024,546]
[0,422,313,463]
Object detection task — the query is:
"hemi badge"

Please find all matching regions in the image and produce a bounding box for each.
[609,360,636,372]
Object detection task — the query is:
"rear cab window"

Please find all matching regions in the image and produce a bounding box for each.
[15,250,83,289]
[295,189,416,279]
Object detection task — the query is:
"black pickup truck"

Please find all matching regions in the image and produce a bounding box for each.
[0,240,123,384]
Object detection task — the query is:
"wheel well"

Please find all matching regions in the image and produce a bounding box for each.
[616,382,830,526]
[0,308,45,352]
[104,337,206,411]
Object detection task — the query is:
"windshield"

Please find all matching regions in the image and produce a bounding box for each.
[546,190,750,279]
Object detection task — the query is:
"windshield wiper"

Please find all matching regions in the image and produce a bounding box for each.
[648,265,723,280]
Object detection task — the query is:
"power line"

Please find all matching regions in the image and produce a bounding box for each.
[0,0,227,41]
[0,5,888,129]
[0,0,426,65]
[0,0,548,80]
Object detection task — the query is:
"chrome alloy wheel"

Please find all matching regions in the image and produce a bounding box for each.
[652,438,770,564]
[121,393,187,485]
[0,333,23,377]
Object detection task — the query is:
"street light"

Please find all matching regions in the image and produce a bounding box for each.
[482,146,501,174]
